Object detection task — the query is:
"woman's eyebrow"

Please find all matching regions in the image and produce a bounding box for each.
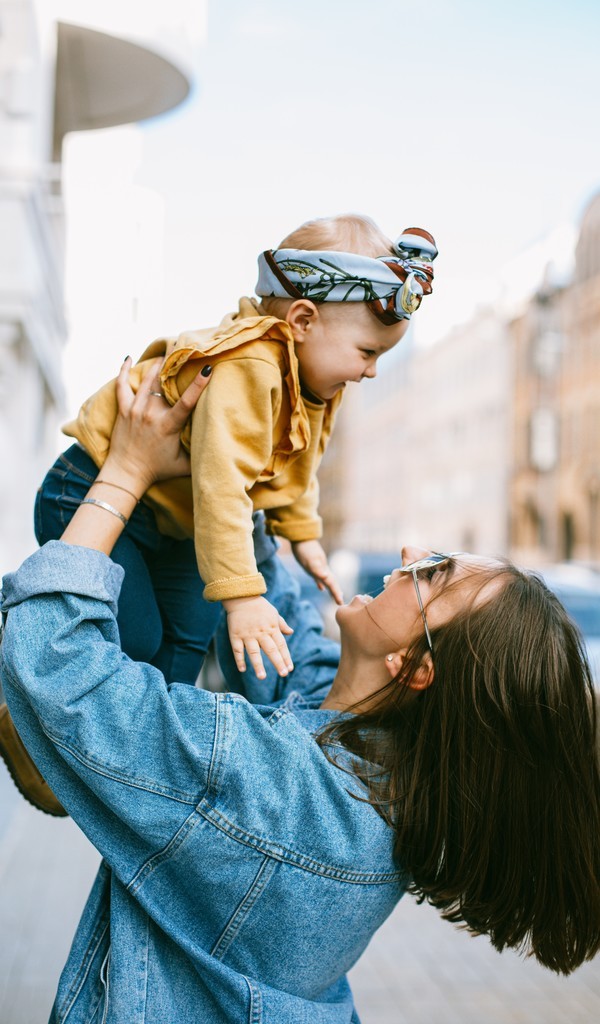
[434,559,457,587]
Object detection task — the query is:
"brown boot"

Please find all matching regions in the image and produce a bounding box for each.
[0,703,68,817]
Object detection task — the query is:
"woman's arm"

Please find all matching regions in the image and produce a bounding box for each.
[0,359,217,868]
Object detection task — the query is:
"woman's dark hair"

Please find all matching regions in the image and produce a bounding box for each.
[318,563,600,974]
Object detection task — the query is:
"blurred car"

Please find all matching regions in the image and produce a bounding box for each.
[540,564,600,686]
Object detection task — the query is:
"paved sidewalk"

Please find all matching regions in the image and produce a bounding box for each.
[349,895,600,1024]
[0,766,100,1024]
[1,759,600,1023]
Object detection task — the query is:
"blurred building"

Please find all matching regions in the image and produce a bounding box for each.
[510,192,600,566]
[509,277,565,563]
[0,0,196,576]
[319,308,512,557]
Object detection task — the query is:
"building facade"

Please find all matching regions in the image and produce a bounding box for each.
[0,0,195,577]
[509,192,600,566]
[319,307,512,558]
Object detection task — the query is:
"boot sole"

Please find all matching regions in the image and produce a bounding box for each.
[0,704,68,818]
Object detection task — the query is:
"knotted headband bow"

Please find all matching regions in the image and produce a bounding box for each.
[256,227,438,324]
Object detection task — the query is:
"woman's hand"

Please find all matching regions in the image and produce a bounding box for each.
[60,358,211,556]
[102,357,211,494]
[292,540,343,605]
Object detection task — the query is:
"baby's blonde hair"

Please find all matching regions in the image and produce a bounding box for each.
[278,213,394,257]
[260,213,395,317]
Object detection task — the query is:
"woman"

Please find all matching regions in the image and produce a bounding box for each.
[1,362,599,1023]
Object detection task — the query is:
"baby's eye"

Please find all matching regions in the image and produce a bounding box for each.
[362,349,376,359]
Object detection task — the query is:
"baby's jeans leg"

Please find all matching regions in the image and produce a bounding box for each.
[148,536,221,685]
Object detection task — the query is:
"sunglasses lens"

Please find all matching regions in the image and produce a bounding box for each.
[384,553,458,587]
[406,555,448,572]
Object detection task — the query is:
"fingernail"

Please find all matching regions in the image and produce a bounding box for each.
[201,365,212,377]
[122,355,130,363]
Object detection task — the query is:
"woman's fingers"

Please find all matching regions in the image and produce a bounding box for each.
[137,357,164,401]
[120,357,210,432]
[115,356,135,415]
[107,354,208,485]
[169,366,212,428]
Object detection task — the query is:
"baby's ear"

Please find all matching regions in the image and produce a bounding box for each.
[286,299,318,341]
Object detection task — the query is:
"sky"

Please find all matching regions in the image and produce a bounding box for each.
[61,0,600,408]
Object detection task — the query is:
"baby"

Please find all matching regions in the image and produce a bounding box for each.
[36,214,437,682]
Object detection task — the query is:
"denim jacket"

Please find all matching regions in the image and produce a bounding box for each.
[0,543,407,1023]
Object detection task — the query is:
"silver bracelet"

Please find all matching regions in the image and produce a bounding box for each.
[80,497,129,527]
[94,479,141,502]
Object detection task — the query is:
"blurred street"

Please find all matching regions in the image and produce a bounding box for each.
[1,760,600,1024]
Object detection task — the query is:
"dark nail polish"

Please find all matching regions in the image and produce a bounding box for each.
[201,365,212,377]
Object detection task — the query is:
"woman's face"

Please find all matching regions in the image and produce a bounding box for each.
[335,545,504,657]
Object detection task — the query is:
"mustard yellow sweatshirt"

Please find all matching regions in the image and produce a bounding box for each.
[63,298,343,601]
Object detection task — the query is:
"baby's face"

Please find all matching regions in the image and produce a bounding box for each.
[293,303,409,401]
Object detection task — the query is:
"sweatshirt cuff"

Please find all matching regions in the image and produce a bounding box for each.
[0,541,124,617]
[203,572,267,602]
[264,518,322,543]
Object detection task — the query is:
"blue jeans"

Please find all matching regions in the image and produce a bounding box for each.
[34,445,222,684]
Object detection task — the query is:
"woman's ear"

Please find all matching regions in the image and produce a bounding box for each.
[385,651,434,691]
[285,299,318,342]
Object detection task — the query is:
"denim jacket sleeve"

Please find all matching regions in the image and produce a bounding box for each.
[0,542,218,879]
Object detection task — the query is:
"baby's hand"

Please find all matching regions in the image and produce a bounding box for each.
[223,596,294,680]
[291,540,343,605]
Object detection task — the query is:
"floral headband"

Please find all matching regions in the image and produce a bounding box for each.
[255,228,438,324]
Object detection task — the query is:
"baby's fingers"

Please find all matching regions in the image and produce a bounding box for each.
[260,632,294,677]
[230,636,247,674]
[244,640,267,680]
[323,574,344,606]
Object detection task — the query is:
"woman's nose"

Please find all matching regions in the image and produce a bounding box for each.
[401,544,431,566]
